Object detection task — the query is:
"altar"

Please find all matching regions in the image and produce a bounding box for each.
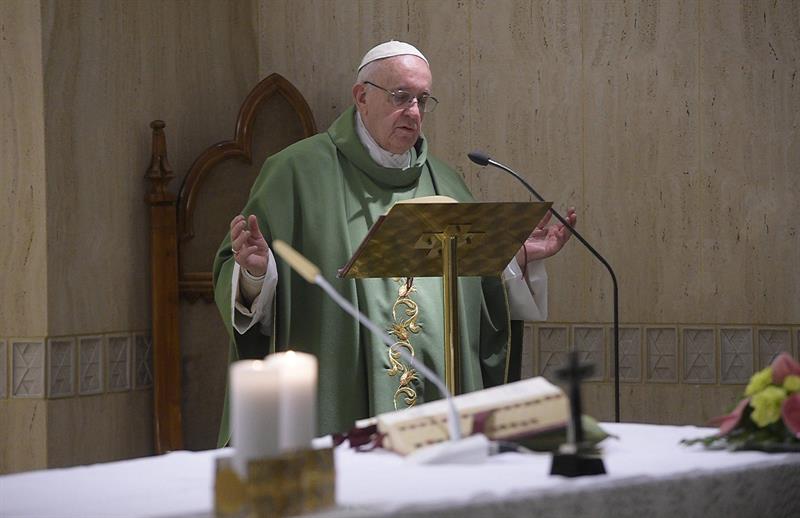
[2,423,798,517]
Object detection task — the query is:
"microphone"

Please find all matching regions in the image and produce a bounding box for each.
[468,151,621,423]
[271,239,485,458]
[466,150,490,166]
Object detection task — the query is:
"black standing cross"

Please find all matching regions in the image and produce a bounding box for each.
[550,349,606,477]
[555,349,594,446]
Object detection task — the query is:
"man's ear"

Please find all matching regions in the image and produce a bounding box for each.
[353,83,368,111]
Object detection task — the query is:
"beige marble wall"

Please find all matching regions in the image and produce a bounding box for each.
[258,0,799,423]
[1,0,259,473]
[47,391,153,468]
[42,0,259,336]
[581,0,701,324]
[0,400,48,474]
[0,0,48,338]
[698,0,800,325]
[0,0,49,474]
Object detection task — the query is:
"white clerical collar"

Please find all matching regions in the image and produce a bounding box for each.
[355,111,411,169]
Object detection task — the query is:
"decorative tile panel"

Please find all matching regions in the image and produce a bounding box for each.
[682,328,716,384]
[537,326,568,380]
[134,332,153,389]
[610,327,642,382]
[79,336,104,395]
[47,337,75,398]
[0,340,7,399]
[757,328,791,369]
[573,326,605,381]
[720,328,753,384]
[107,334,131,392]
[795,328,799,359]
[521,323,535,379]
[11,340,45,398]
[646,327,677,383]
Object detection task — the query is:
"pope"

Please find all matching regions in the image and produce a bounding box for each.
[213,41,576,446]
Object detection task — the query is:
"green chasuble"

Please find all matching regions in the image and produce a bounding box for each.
[213,106,520,446]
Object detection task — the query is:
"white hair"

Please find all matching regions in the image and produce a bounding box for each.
[355,59,381,84]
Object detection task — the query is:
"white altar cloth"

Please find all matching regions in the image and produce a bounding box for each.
[2,423,799,517]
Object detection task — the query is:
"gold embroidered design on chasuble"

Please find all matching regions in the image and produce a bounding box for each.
[387,277,422,409]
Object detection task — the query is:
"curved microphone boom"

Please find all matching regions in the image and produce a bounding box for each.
[468,151,621,423]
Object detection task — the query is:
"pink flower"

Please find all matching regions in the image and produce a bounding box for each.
[782,393,800,439]
[709,398,749,436]
[771,353,800,385]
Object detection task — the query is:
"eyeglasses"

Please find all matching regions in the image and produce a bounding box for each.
[363,81,439,113]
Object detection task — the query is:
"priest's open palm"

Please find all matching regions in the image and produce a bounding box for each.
[230,214,269,277]
[516,207,577,266]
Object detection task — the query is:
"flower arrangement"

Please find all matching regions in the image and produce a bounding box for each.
[683,353,800,452]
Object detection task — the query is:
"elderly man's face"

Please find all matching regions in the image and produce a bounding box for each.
[354,55,432,155]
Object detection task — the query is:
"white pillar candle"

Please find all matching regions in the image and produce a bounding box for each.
[229,351,318,478]
[265,350,318,453]
[230,359,280,477]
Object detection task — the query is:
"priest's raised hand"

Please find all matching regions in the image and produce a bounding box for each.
[516,207,577,266]
[230,214,269,277]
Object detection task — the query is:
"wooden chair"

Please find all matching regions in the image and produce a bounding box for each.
[144,74,316,453]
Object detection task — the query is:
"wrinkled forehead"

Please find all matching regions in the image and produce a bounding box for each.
[372,55,433,91]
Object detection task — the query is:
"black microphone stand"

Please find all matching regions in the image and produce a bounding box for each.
[468,152,621,423]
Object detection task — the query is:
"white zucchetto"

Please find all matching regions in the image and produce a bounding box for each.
[358,41,428,71]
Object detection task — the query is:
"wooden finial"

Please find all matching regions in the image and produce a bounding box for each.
[145,120,176,204]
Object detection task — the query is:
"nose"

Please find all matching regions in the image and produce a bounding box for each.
[404,99,422,119]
